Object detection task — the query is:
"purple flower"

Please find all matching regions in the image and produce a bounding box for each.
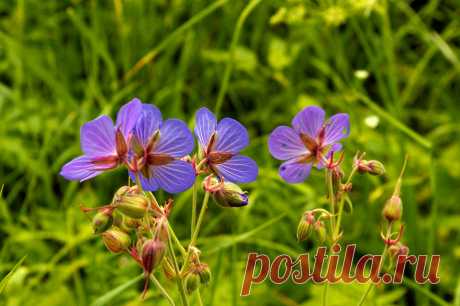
[129,104,195,193]
[194,107,258,183]
[268,106,350,183]
[60,98,143,181]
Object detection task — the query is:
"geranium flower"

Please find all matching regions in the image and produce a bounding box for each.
[194,107,258,183]
[268,106,350,183]
[60,98,142,181]
[129,104,195,193]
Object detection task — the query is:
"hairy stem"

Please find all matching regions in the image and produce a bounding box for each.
[167,225,189,306]
[150,274,176,306]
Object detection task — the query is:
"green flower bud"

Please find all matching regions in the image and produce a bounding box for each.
[162,257,177,280]
[92,208,113,234]
[382,195,402,222]
[185,272,200,295]
[314,221,327,244]
[115,194,149,219]
[206,176,248,207]
[357,160,385,176]
[123,216,142,229]
[141,239,165,275]
[101,228,131,253]
[197,263,212,286]
[297,211,315,242]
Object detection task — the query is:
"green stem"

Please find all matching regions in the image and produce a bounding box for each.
[181,192,210,273]
[214,0,262,117]
[168,223,187,257]
[327,170,336,236]
[167,225,189,306]
[150,274,176,306]
[322,282,328,306]
[334,166,358,239]
[196,290,204,306]
[356,225,391,306]
[191,182,198,236]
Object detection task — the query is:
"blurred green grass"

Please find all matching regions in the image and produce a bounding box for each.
[0,0,459,305]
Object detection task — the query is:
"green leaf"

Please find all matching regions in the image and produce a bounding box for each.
[0,255,27,294]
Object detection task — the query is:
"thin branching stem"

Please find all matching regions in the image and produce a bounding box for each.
[150,274,176,306]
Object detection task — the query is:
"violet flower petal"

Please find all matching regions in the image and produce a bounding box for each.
[291,106,325,138]
[60,155,114,182]
[268,126,309,161]
[133,104,163,146]
[151,160,196,193]
[129,171,159,191]
[115,98,143,138]
[154,119,194,157]
[215,155,258,183]
[279,159,312,183]
[323,113,350,146]
[80,115,116,157]
[194,107,217,149]
[214,118,249,153]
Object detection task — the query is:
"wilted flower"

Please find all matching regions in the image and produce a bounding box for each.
[129,104,196,193]
[268,106,350,183]
[194,107,258,183]
[60,98,142,181]
[141,239,166,275]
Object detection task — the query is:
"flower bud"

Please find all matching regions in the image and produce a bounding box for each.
[357,160,385,176]
[101,228,131,253]
[185,272,200,295]
[92,208,113,234]
[297,211,315,242]
[115,194,149,219]
[205,176,248,207]
[162,257,177,280]
[196,263,212,286]
[141,239,166,275]
[382,195,402,222]
[314,221,327,244]
[388,243,409,259]
[123,216,142,229]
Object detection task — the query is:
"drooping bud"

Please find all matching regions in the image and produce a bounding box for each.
[92,207,114,234]
[314,221,327,244]
[382,195,402,222]
[101,228,131,253]
[388,243,409,259]
[357,160,385,176]
[115,194,149,219]
[297,211,315,241]
[205,176,248,207]
[185,272,200,295]
[162,257,177,280]
[196,263,212,286]
[141,239,166,275]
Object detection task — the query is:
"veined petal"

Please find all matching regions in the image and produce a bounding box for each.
[214,155,258,183]
[115,98,143,138]
[268,126,308,161]
[279,159,312,183]
[214,118,249,153]
[81,115,116,157]
[194,107,217,149]
[154,119,194,157]
[292,106,325,138]
[151,160,196,193]
[129,171,159,192]
[133,104,163,147]
[323,113,350,145]
[60,155,114,182]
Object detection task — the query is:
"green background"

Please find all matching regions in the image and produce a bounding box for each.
[0,0,459,305]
